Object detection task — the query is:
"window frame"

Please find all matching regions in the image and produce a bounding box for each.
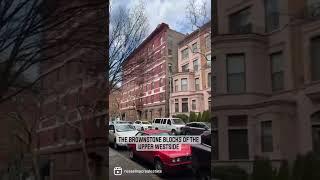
[311,36,320,81]
[182,98,189,112]
[270,51,284,91]
[261,120,274,153]
[181,78,188,91]
[226,53,246,93]
[195,78,200,91]
[193,59,199,72]
[192,99,196,110]
[182,48,189,60]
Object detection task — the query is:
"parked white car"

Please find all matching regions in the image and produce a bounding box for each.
[152,118,186,134]
[133,120,152,131]
[108,123,138,149]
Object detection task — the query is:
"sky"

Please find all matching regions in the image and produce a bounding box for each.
[110,0,211,35]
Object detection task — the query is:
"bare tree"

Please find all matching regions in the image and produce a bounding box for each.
[52,76,106,180]
[186,0,210,30]
[0,0,106,103]
[185,0,211,64]
[109,1,149,92]
[4,89,46,180]
[109,89,122,119]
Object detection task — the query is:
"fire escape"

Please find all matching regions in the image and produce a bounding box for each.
[134,60,145,117]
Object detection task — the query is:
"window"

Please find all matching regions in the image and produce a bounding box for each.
[151,95,154,103]
[227,54,245,93]
[192,42,198,52]
[162,119,167,124]
[151,81,154,89]
[312,112,320,153]
[159,93,164,101]
[311,36,320,81]
[182,98,188,112]
[174,79,179,92]
[229,8,251,34]
[261,121,273,152]
[193,59,199,72]
[208,73,211,88]
[271,52,284,91]
[182,48,189,60]
[205,36,211,49]
[206,54,212,67]
[228,129,249,159]
[195,78,200,91]
[168,49,172,55]
[155,118,160,123]
[152,43,155,49]
[181,78,188,91]
[182,64,189,72]
[175,99,179,112]
[159,78,163,86]
[265,0,279,32]
[208,97,211,111]
[160,37,163,44]
[192,100,196,110]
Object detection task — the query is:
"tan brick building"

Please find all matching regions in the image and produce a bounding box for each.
[170,22,211,117]
[213,0,320,172]
[120,23,185,121]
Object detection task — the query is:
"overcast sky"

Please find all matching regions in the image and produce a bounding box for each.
[110,0,211,35]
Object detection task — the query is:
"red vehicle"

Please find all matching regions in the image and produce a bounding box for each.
[128,129,192,176]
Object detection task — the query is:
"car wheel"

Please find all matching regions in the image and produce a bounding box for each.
[113,139,118,149]
[155,127,158,130]
[171,129,176,135]
[154,159,165,176]
[129,148,135,160]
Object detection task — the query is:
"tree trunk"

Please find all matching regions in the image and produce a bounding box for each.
[31,150,41,180]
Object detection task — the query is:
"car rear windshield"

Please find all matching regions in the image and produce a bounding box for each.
[116,124,135,132]
[142,121,150,124]
[172,119,185,125]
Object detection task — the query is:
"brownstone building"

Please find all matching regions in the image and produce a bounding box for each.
[213,0,320,173]
[120,23,185,121]
[36,0,107,179]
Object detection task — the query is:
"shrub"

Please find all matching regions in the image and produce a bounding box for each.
[196,112,202,122]
[172,114,189,123]
[275,160,289,180]
[189,111,197,122]
[292,154,303,180]
[201,110,211,122]
[214,166,248,180]
[251,156,273,180]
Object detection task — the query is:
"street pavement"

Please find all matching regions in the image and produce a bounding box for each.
[109,147,196,180]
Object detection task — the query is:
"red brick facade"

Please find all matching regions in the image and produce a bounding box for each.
[120,23,185,121]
